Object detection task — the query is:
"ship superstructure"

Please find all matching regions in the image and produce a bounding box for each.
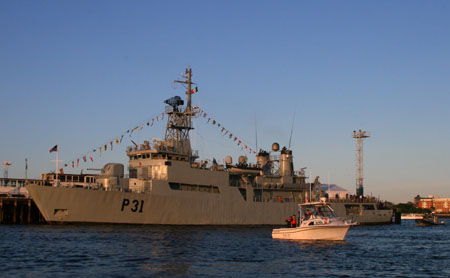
[26,68,322,225]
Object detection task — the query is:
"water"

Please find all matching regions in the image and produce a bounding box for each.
[1,221,449,277]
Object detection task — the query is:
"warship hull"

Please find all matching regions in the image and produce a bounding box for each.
[329,202,393,225]
[26,183,299,225]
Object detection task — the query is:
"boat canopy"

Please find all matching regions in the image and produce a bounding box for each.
[299,201,337,219]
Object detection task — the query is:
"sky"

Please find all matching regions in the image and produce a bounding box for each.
[1,1,449,203]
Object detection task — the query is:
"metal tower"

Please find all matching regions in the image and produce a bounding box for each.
[352,130,370,198]
[164,67,198,157]
[2,161,12,179]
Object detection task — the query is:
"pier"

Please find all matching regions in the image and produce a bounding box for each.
[0,197,46,224]
[0,178,46,224]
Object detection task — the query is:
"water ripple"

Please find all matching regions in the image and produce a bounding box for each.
[1,221,449,277]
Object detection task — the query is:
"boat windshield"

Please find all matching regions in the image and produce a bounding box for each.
[300,204,336,218]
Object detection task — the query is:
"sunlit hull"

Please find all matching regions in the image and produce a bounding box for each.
[26,183,300,225]
[272,224,350,241]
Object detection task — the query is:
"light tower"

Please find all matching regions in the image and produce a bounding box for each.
[352,130,370,199]
[2,161,12,179]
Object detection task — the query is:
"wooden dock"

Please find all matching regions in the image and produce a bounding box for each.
[0,197,46,224]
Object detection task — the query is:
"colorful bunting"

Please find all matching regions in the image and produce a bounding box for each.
[62,109,167,169]
[200,109,257,156]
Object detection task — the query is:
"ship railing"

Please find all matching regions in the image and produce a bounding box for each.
[1,178,41,187]
[165,105,187,113]
[253,196,296,203]
[327,196,381,203]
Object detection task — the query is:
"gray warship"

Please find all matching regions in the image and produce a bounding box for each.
[27,68,323,225]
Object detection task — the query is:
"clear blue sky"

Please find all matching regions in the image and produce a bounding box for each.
[1,1,449,203]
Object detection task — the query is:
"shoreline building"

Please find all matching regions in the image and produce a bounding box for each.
[415,195,450,213]
[322,184,351,200]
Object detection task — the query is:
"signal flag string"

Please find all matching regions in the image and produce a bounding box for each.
[60,110,166,171]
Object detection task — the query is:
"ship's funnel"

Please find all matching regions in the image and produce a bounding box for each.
[280,147,293,177]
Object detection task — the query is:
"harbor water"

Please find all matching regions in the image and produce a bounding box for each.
[1,220,449,277]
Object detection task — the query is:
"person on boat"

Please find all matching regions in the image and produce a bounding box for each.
[285,216,292,227]
[317,208,324,216]
[291,215,297,227]
[303,210,311,221]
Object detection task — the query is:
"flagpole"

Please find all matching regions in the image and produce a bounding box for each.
[56,149,59,186]
[25,158,28,182]
[309,169,312,203]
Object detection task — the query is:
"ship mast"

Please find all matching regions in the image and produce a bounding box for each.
[164,67,197,157]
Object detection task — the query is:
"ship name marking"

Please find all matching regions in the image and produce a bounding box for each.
[121,198,144,213]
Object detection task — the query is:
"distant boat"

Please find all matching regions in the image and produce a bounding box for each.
[415,213,444,226]
[272,201,353,241]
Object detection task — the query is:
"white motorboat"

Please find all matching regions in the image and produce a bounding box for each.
[272,201,353,241]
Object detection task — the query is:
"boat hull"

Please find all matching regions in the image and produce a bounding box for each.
[415,218,444,226]
[26,184,300,225]
[272,224,350,241]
